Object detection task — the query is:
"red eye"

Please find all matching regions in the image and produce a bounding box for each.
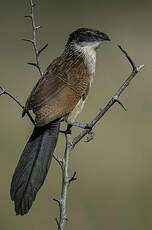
[87,32,92,38]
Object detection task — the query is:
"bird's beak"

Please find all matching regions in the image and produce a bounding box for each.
[102,33,111,41]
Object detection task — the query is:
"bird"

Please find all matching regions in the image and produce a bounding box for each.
[10,28,110,215]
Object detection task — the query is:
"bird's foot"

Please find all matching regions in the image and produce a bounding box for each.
[70,121,92,130]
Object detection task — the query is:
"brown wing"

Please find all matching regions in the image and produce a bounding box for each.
[25,55,90,127]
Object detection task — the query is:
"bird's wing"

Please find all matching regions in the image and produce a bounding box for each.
[25,55,90,127]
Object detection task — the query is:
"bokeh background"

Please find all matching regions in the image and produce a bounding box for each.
[0,0,152,229]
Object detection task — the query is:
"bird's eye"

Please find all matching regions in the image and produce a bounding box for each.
[87,32,92,37]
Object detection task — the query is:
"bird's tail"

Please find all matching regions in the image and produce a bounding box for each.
[10,119,60,215]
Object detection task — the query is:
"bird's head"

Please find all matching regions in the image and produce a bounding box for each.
[66,28,111,52]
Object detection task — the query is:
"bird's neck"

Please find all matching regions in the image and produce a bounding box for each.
[64,43,97,86]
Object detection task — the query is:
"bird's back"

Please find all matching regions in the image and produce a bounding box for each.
[24,53,90,127]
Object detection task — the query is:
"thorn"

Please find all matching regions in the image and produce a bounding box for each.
[27,62,38,68]
[53,198,61,206]
[53,154,64,167]
[0,86,5,96]
[0,86,4,91]
[35,25,41,30]
[113,96,127,111]
[55,218,61,230]
[69,171,77,183]
[85,130,94,143]
[22,38,34,44]
[137,64,144,72]
[38,43,48,55]
[24,14,32,18]
[31,3,36,7]
[0,91,5,96]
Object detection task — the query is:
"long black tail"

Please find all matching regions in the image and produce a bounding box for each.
[10,119,60,215]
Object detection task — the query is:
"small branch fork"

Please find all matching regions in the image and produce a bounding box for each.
[53,46,144,230]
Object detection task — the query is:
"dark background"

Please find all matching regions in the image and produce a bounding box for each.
[0,0,152,229]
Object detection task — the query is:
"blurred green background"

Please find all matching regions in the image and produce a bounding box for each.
[0,0,152,229]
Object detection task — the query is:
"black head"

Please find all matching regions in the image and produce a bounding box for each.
[66,28,110,46]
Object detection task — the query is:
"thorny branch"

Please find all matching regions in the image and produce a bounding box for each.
[0,0,48,126]
[53,46,144,230]
[0,1,144,230]
[72,46,144,147]
[24,0,48,77]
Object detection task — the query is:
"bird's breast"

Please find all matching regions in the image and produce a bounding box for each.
[63,50,96,124]
[74,44,97,87]
[65,97,86,124]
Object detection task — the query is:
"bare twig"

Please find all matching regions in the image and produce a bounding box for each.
[0,85,35,126]
[0,0,46,127]
[0,86,23,108]
[55,218,61,230]
[69,171,77,183]
[53,198,61,207]
[72,45,144,147]
[24,0,47,77]
[58,129,72,230]
[38,43,48,55]
[84,130,94,143]
[0,0,48,126]
[53,153,64,168]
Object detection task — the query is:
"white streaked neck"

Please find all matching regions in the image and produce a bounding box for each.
[72,42,99,86]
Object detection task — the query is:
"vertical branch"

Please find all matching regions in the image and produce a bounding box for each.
[24,0,48,77]
[59,131,72,230]
[29,0,43,77]
[53,46,144,230]
[54,128,74,230]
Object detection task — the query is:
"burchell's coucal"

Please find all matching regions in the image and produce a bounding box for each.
[10,28,110,215]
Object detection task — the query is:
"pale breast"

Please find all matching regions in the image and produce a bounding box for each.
[75,44,96,87]
[65,44,97,123]
[65,97,86,123]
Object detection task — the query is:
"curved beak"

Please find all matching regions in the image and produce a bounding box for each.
[101,33,111,41]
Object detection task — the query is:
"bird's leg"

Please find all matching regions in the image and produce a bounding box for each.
[60,121,92,134]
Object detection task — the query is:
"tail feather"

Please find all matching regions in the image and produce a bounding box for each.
[10,119,60,215]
